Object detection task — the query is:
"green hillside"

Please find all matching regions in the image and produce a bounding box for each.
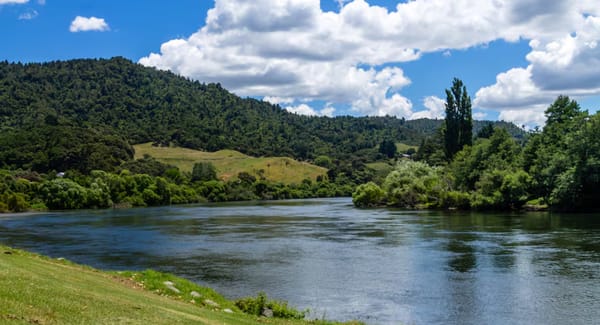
[134,143,326,184]
[0,57,424,163]
[0,57,527,175]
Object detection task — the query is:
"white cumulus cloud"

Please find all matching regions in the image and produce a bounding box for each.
[475,5,600,127]
[140,0,600,124]
[410,96,445,119]
[285,103,336,117]
[69,16,110,32]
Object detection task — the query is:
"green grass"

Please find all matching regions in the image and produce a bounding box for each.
[134,143,326,184]
[366,162,394,182]
[395,142,418,153]
[0,245,361,325]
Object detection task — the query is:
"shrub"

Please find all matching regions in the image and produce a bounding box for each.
[382,160,447,208]
[234,292,306,319]
[352,182,385,207]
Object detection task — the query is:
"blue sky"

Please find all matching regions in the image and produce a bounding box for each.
[2,0,599,127]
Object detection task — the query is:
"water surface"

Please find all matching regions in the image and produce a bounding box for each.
[1,198,599,324]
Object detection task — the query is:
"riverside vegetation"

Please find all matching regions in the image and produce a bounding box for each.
[0,58,521,212]
[0,245,361,324]
[353,81,600,212]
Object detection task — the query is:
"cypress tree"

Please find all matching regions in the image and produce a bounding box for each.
[443,78,472,159]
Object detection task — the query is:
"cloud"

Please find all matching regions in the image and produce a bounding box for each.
[285,103,336,117]
[140,0,600,123]
[263,96,294,105]
[0,0,28,4]
[498,106,547,128]
[410,96,445,119]
[69,16,110,32]
[473,111,488,120]
[18,9,37,20]
[475,12,600,126]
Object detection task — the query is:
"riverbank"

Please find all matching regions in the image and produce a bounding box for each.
[0,245,360,325]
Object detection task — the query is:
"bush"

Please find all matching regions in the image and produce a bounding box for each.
[439,191,471,209]
[382,160,447,208]
[7,193,30,212]
[352,182,385,207]
[234,292,306,319]
[39,178,88,210]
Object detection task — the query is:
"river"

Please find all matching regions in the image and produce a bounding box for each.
[1,198,600,324]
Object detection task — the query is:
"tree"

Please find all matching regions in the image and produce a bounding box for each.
[379,139,397,159]
[352,182,385,207]
[314,155,333,169]
[476,122,495,139]
[191,162,218,182]
[443,78,473,159]
[383,160,447,208]
[523,96,587,205]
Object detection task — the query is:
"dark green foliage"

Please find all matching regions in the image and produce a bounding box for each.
[476,122,495,139]
[470,169,531,210]
[378,139,397,158]
[450,128,523,191]
[191,162,218,182]
[119,155,175,177]
[314,155,333,169]
[443,78,473,159]
[0,165,354,212]
[0,124,133,174]
[358,96,599,212]
[39,178,90,210]
[406,118,526,142]
[415,129,447,166]
[0,58,426,164]
[523,96,600,210]
[3,192,29,212]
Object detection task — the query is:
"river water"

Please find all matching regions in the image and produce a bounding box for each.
[1,198,600,324]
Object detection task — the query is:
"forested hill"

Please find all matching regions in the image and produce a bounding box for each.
[0,57,522,162]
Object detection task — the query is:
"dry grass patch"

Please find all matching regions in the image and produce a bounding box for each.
[133,143,326,184]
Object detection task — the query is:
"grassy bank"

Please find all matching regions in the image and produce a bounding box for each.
[0,245,359,325]
[134,143,327,184]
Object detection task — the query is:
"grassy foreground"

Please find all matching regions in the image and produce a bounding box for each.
[0,246,358,325]
[134,143,326,184]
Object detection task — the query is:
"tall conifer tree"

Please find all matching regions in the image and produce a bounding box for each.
[443,78,472,159]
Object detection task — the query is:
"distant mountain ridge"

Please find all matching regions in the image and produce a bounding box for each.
[0,57,525,163]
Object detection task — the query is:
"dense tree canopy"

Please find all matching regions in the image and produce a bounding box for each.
[0,58,535,212]
[355,96,600,212]
[0,57,427,164]
[0,58,524,169]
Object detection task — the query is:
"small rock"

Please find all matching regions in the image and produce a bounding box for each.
[57,257,65,261]
[166,285,180,293]
[190,291,201,298]
[163,281,180,294]
[262,308,273,318]
[3,251,12,255]
[203,299,220,308]
[223,308,233,314]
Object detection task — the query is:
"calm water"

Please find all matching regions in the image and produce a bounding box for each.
[1,198,600,324]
